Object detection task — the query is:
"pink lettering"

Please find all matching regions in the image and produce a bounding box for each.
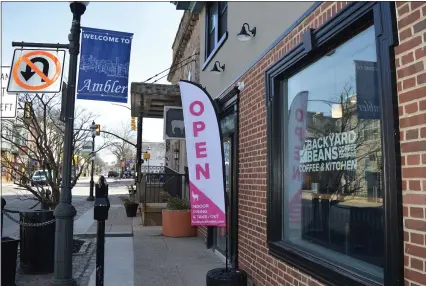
[195,142,207,158]
[294,145,301,161]
[296,109,304,122]
[196,163,210,180]
[292,166,301,181]
[295,127,303,143]
[193,121,206,137]
[190,101,204,116]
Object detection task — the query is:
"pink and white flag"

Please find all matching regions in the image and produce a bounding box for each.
[178,80,226,226]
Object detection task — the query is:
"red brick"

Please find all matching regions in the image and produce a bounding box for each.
[420,99,426,110]
[409,180,422,191]
[402,52,415,65]
[395,36,422,55]
[400,27,413,42]
[407,154,421,165]
[398,3,410,16]
[396,2,407,8]
[411,206,424,218]
[415,47,426,59]
[412,233,425,245]
[405,102,419,113]
[421,127,426,138]
[399,85,426,103]
[398,10,421,30]
[398,61,423,78]
[406,129,419,139]
[402,167,426,178]
[399,114,426,128]
[411,257,424,271]
[423,154,426,164]
[405,268,426,284]
[404,194,426,205]
[401,140,426,152]
[406,220,426,233]
[411,2,426,10]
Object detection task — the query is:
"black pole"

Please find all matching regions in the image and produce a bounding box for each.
[95,220,105,286]
[52,2,86,285]
[135,115,142,182]
[88,123,95,201]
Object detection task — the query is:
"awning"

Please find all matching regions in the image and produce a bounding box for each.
[130,82,181,118]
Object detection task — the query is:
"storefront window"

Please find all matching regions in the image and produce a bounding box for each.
[283,25,383,280]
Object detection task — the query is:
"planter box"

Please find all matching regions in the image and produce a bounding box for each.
[140,203,167,226]
[162,209,197,238]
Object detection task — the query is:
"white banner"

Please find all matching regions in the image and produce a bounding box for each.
[1,66,18,119]
[179,80,226,226]
[287,91,309,231]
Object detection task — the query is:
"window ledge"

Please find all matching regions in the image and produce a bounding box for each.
[202,32,228,71]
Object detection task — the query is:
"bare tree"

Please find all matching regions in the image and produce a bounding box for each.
[304,81,381,197]
[1,92,111,209]
[108,122,136,168]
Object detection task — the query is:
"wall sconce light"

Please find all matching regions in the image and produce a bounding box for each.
[210,61,225,74]
[173,149,179,161]
[237,23,256,42]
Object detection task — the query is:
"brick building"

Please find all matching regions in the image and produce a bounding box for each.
[173,2,426,286]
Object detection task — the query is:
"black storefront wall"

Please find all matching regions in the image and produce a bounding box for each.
[205,86,240,269]
[264,2,402,286]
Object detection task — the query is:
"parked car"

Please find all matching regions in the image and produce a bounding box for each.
[31,170,49,186]
[107,171,119,178]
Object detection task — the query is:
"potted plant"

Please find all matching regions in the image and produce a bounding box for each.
[162,196,197,237]
[119,194,139,217]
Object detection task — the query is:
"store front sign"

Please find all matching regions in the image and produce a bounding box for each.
[299,131,357,172]
[179,80,226,227]
[355,60,380,120]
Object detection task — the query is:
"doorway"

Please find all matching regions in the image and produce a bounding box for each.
[212,111,238,268]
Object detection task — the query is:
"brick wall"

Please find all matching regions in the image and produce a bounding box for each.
[214,1,426,285]
[168,11,201,85]
[395,2,426,286]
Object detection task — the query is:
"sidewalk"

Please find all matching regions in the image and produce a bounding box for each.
[131,224,224,286]
[75,205,224,285]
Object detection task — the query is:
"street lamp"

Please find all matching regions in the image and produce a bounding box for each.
[52,2,88,286]
[87,121,96,201]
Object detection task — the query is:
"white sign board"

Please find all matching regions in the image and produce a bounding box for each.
[1,66,18,119]
[7,49,66,93]
[82,141,92,153]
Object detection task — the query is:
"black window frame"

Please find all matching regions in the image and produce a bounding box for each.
[264,2,403,286]
[202,1,228,71]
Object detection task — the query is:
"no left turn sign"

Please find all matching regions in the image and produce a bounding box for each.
[7,49,66,93]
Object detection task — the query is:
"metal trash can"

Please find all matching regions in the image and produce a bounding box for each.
[19,210,55,274]
[1,237,20,286]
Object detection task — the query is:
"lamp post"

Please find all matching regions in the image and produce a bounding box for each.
[52,2,88,286]
[87,121,96,201]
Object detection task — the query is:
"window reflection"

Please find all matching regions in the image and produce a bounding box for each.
[283,25,383,280]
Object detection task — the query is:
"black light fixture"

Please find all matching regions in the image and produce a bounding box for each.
[173,149,179,161]
[237,23,256,42]
[210,61,225,74]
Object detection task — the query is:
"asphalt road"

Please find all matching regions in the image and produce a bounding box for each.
[1,176,134,238]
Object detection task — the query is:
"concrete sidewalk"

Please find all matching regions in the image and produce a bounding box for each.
[74,195,223,286]
[132,224,224,286]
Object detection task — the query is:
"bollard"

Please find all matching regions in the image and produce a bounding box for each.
[94,178,110,286]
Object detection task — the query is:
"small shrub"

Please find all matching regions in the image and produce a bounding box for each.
[165,197,190,210]
[119,195,138,206]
